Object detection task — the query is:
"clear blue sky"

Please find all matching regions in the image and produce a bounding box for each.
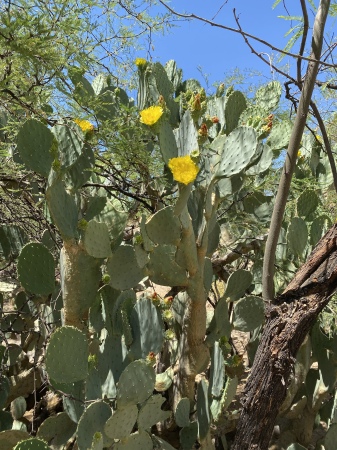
[144,1,321,91]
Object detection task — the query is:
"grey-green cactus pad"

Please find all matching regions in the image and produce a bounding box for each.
[37,412,77,448]
[107,245,144,290]
[224,269,253,301]
[310,215,331,246]
[267,120,292,151]
[114,431,153,450]
[0,430,30,450]
[83,220,112,258]
[147,245,188,287]
[179,421,198,450]
[158,120,178,164]
[17,243,55,295]
[216,126,257,179]
[13,438,50,450]
[130,297,164,359]
[197,380,211,440]
[138,394,170,430]
[10,397,26,420]
[155,367,174,392]
[145,207,181,246]
[232,296,265,332]
[175,398,190,428]
[287,217,308,256]
[46,179,78,240]
[117,360,155,408]
[45,326,88,384]
[225,91,247,135]
[104,404,138,440]
[0,375,10,409]
[297,190,319,218]
[52,121,83,169]
[254,81,281,112]
[209,342,225,398]
[17,119,54,177]
[76,401,112,450]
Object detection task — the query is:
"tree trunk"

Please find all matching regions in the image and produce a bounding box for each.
[232,224,337,450]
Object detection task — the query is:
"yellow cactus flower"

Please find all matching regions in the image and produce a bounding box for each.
[168,155,199,185]
[140,106,163,126]
[135,57,147,67]
[74,119,94,133]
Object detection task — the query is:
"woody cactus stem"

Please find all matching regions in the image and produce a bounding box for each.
[175,278,209,405]
[60,241,101,330]
[173,198,217,408]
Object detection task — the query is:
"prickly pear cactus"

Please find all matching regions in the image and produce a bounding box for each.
[3,55,333,450]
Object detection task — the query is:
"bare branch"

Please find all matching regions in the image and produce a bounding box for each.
[262,0,331,301]
[297,0,309,83]
[158,0,337,69]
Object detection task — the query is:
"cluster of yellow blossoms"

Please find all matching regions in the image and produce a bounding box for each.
[135,58,147,67]
[140,104,199,185]
[140,106,163,126]
[74,119,94,133]
[168,155,199,185]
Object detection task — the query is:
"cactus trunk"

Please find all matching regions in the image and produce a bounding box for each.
[60,241,101,330]
[173,269,210,408]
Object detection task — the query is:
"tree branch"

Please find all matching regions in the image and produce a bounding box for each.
[158,0,337,68]
[262,0,331,302]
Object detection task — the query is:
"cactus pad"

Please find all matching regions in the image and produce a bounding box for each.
[17,119,54,177]
[138,394,170,430]
[46,179,78,240]
[83,220,112,258]
[76,401,112,450]
[287,217,308,256]
[117,360,155,408]
[232,296,265,332]
[197,380,211,440]
[175,398,190,428]
[0,430,30,450]
[158,121,178,164]
[17,243,55,295]
[45,326,88,384]
[216,126,257,179]
[107,245,144,290]
[130,297,164,359]
[179,422,198,450]
[225,269,253,301]
[145,207,181,246]
[147,244,188,287]
[13,438,50,450]
[297,190,319,218]
[155,367,174,392]
[114,431,153,449]
[37,412,77,448]
[52,121,83,169]
[104,404,138,440]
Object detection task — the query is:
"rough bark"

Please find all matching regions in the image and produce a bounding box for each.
[232,223,337,450]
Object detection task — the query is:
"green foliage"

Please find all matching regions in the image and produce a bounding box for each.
[2,48,337,450]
